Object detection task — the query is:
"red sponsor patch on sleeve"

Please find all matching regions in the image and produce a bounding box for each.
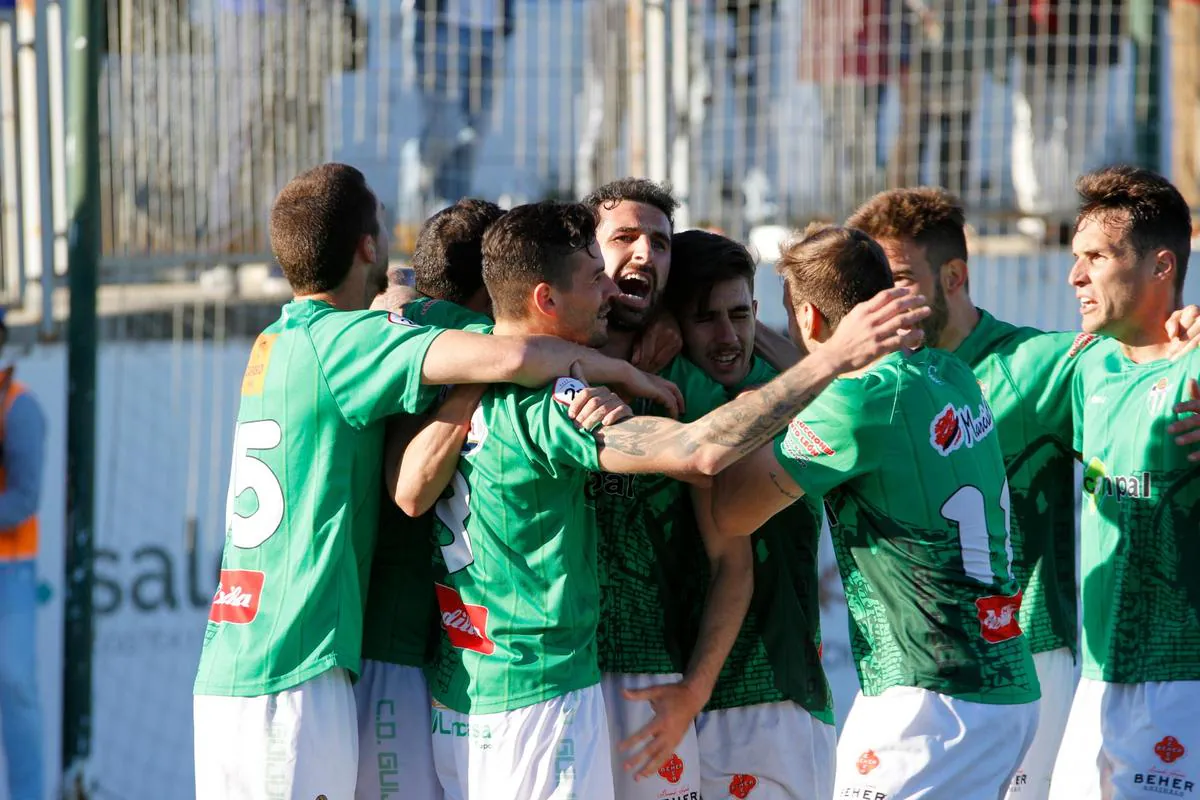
[209,569,265,625]
[975,590,1023,644]
[435,583,496,655]
[1067,332,1098,358]
[788,419,836,456]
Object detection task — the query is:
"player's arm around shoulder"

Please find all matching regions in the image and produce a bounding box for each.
[710,442,806,537]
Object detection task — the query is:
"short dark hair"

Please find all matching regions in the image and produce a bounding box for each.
[777,224,894,327]
[482,202,599,320]
[666,229,756,315]
[583,178,678,227]
[1075,165,1192,292]
[269,163,380,295]
[845,187,968,276]
[411,198,505,304]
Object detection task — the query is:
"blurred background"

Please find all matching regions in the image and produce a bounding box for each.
[1,1,1197,797]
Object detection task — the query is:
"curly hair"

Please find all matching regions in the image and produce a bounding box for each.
[582,178,679,227]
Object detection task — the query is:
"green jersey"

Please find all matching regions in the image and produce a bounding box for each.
[401,296,493,333]
[592,356,727,675]
[427,377,603,714]
[953,310,1098,656]
[194,300,444,696]
[361,298,491,668]
[689,357,833,721]
[775,348,1038,705]
[1071,341,1200,683]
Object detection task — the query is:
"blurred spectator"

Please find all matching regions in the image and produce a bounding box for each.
[889,0,986,197]
[1171,0,1200,220]
[0,307,45,800]
[412,0,514,212]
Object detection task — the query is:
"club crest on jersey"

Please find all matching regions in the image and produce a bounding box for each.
[208,569,265,625]
[552,376,587,407]
[930,401,995,456]
[856,750,880,775]
[461,405,488,456]
[781,419,836,460]
[729,774,758,798]
[435,583,495,655]
[1068,332,1098,357]
[387,311,419,328]
[658,753,685,784]
[1148,377,1171,415]
[975,590,1023,644]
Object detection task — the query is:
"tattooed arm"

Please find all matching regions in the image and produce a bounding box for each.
[709,444,806,537]
[592,286,929,478]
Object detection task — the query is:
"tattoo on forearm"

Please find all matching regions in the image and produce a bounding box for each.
[769,471,801,499]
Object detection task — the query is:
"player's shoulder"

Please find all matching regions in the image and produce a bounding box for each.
[401,297,492,331]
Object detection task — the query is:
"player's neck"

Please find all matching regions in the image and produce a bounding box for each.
[937,302,981,353]
[1116,320,1173,364]
[599,329,637,362]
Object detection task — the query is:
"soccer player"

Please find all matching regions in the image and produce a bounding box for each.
[1049,166,1200,799]
[354,198,505,800]
[582,179,751,799]
[667,228,836,800]
[711,225,1041,799]
[417,202,927,800]
[192,164,686,800]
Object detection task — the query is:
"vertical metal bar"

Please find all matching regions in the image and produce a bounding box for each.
[669,0,691,227]
[645,0,668,183]
[0,11,22,305]
[627,0,647,177]
[15,0,40,307]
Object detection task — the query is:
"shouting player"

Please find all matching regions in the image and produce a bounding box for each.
[582,179,750,800]
[667,228,836,800]
[1050,166,1200,799]
[416,201,928,799]
[711,225,1041,799]
[192,165,683,800]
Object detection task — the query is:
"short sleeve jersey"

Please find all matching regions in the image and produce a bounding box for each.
[427,378,604,714]
[592,356,727,675]
[775,348,1038,705]
[690,356,834,722]
[194,300,444,697]
[953,310,1098,656]
[361,298,491,668]
[1071,340,1200,683]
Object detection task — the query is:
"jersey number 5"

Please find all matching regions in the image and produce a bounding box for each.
[225,420,285,549]
[941,480,1014,584]
[435,470,474,572]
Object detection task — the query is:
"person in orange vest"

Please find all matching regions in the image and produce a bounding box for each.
[0,306,44,800]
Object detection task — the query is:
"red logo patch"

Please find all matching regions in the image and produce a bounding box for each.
[435,583,496,655]
[658,753,684,784]
[856,750,880,775]
[1156,736,1187,764]
[788,419,836,456]
[1068,332,1098,357]
[931,404,963,455]
[208,569,265,625]
[729,774,758,798]
[975,591,1023,644]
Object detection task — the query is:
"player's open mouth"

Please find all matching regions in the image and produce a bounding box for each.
[616,272,653,309]
[1078,297,1098,313]
[710,350,741,368]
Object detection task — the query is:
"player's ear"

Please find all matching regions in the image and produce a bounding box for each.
[359,233,377,266]
[531,282,556,319]
[752,299,759,318]
[1152,249,1176,283]
[942,258,969,295]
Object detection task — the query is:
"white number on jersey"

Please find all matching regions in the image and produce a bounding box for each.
[941,479,1013,584]
[435,470,474,572]
[225,419,285,549]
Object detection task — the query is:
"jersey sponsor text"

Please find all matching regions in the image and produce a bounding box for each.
[208,569,265,625]
[435,583,496,655]
[929,401,995,456]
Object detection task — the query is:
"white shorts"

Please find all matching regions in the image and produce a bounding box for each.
[602,673,702,800]
[695,701,836,800]
[1005,648,1077,800]
[436,684,615,800]
[1049,677,1200,800]
[194,667,358,800]
[431,699,470,800]
[833,685,1039,800]
[353,660,442,800]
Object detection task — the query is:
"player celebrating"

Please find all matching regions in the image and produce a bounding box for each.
[192,165,684,800]
[1050,166,1200,799]
[418,201,928,800]
[711,225,1041,799]
[667,228,836,800]
[582,179,750,799]
[354,198,505,800]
